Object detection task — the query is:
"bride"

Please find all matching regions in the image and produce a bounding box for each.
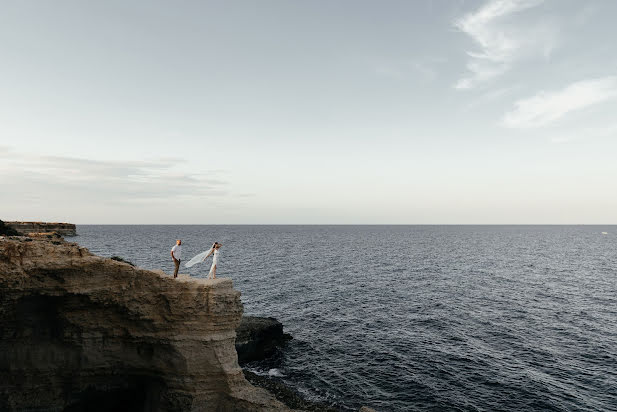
[203,242,222,279]
[184,242,222,279]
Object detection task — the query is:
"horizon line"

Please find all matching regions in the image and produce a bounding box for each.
[72,223,617,226]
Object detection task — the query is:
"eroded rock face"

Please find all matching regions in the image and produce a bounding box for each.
[0,236,289,411]
[5,221,77,236]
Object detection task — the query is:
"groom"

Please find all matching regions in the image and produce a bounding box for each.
[171,239,182,278]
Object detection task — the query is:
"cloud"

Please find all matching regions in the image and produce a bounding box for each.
[462,85,519,112]
[0,151,228,204]
[454,0,555,89]
[502,76,617,128]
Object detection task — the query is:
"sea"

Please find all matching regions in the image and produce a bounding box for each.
[75,225,617,411]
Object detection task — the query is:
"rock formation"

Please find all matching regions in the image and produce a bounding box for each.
[236,316,292,364]
[0,220,20,236]
[0,236,291,411]
[244,371,339,412]
[5,221,77,236]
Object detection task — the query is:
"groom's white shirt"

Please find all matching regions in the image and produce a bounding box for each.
[171,244,182,260]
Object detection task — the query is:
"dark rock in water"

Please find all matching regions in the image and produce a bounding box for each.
[244,370,339,412]
[236,316,292,364]
[236,316,292,363]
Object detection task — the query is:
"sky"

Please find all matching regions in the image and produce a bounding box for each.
[1,0,617,224]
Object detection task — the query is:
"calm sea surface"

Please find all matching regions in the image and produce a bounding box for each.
[75,225,617,411]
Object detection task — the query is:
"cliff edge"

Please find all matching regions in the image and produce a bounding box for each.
[0,236,291,411]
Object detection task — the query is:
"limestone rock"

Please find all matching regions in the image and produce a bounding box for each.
[0,236,291,411]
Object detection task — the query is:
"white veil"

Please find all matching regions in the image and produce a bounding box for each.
[184,248,213,268]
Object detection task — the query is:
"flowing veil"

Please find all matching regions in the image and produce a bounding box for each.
[184,248,213,268]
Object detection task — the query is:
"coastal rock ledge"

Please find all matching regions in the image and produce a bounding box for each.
[5,221,77,236]
[0,236,291,411]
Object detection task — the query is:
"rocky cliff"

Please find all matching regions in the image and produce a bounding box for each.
[0,236,291,411]
[5,221,77,236]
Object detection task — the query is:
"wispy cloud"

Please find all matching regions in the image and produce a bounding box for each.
[454,0,555,89]
[502,76,617,128]
[0,151,228,204]
[462,85,519,112]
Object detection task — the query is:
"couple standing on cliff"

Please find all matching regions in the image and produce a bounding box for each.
[171,239,222,279]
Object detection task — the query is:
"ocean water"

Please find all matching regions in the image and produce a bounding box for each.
[75,225,617,411]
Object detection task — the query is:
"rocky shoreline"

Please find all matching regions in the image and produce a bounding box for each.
[244,370,340,412]
[235,318,345,411]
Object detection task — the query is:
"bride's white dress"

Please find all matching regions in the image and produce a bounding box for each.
[208,248,219,278]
